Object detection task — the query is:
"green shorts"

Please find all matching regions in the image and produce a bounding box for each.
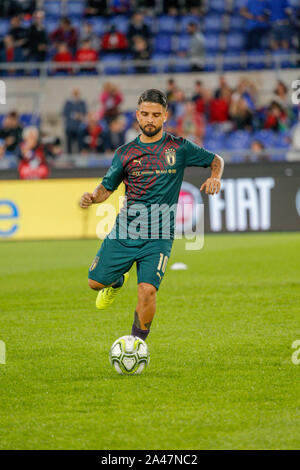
[88,237,173,290]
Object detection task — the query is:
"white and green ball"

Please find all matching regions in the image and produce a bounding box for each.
[109,335,150,375]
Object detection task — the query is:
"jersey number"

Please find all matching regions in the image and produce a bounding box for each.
[157,253,169,273]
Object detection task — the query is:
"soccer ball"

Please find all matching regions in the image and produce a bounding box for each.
[109,335,150,375]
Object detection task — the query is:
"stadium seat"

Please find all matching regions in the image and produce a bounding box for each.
[177,34,191,52]
[44,18,59,33]
[156,15,179,34]
[205,124,228,140]
[19,114,40,127]
[288,0,299,6]
[226,32,245,51]
[205,34,222,52]
[253,130,277,147]
[233,0,247,12]
[204,135,226,153]
[110,16,130,34]
[69,18,81,29]
[204,124,214,139]
[150,53,170,73]
[270,150,287,162]
[154,34,174,54]
[204,15,224,33]
[169,56,191,73]
[204,52,218,71]
[229,15,245,32]
[178,15,201,33]
[246,50,266,70]
[209,0,227,14]
[230,154,245,163]
[144,16,156,34]
[226,130,251,150]
[43,0,62,18]
[123,111,135,130]
[123,54,135,74]
[88,17,107,35]
[65,1,85,18]
[274,133,292,149]
[101,54,123,75]
[0,19,10,37]
[223,51,242,70]
[270,50,295,70]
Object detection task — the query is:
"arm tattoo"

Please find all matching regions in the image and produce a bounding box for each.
[210,154,224,179]
[92,183,112,203]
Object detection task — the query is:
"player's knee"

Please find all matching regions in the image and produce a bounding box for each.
[138,283,156,303]
[88,278,104,290]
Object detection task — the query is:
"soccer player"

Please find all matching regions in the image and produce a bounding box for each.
[80,89,224,341]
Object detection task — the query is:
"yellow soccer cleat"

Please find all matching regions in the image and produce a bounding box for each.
[96,272,129,310]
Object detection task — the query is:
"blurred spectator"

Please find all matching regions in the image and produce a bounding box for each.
[176,101,204,145]
[84,0,107,17]
[195,88,213,121]
[210,89,231,123]
[271,80,290,112]
[231,78,257,112]
[109,0,131,14]
[18,126,49,179]
[62,89,87,154]
[53,42,73,74]
[290,113,300,160]
[166,78,179,114]
[79,22,100,51]
[162,1,201,14]
[50,17,78,53]
[131,35,150,73]
[1,0,36,17]
[99,82,123,121]
[75,39,98,72]
[41,134,62,160]
[9,15,28,51]
[264,101,287,131]
[103,117,126,152]
[186,22,205,72]
[128,12,150,49]
[101,25,128,54]
[0,139,6,158]
[191,80,204,102]
[172,88,186,119]
[80,111,105,153]
[270,0,291,50]
[165,107,178,136]
[288,2,300,57]
[27,10,48,61]
[246,140,271,162]
[240,0,270,51]
[230,97,253,130]
[0,138,16,169]
[125,120,140,143]
[0,35,25,68]
[0,111,23,153]
[215,75,232,99]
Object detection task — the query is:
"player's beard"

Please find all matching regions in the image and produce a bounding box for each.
[138,122,162,137]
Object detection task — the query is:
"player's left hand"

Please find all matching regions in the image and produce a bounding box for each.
[200,177,221,195]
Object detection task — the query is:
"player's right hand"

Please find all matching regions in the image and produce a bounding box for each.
[80,192,94,208]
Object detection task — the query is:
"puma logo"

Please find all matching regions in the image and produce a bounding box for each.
[133,158,143,166]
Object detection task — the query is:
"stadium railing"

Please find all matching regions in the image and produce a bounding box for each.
[1,148,299,173]
[0,52,299,77]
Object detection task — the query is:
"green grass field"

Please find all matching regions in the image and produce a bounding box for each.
[0,233,300,450]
